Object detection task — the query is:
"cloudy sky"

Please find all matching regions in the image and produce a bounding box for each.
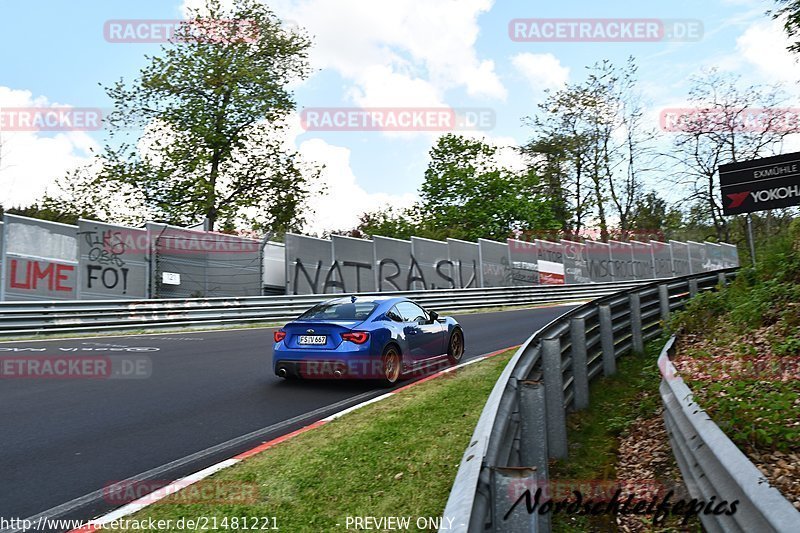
[1,0,798,233]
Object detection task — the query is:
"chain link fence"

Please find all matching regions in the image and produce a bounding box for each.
[152,231,262,299]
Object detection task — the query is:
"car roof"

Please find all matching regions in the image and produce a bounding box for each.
[322,295,409,306]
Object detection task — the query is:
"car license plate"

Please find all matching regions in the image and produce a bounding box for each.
[298,335,327,345]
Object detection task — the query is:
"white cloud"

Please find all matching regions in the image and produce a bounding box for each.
[346,65,445,108]
[0,83,415,235]
[511,53,570,92]
[286,0,504,100]
[297,138,417,234]
[182,0,506,105]
[0,86,98,207]
[295,135,530,237]
[457,131,526,171]
[735,17,800,84]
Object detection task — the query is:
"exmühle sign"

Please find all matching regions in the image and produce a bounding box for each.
[718,152,800,215]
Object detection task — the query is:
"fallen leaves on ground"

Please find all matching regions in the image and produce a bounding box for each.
[750,450,800,511]
[614,412,695,532]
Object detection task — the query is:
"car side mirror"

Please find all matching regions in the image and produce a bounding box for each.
[429,311,439,322]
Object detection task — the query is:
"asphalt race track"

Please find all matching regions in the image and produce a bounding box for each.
[0,304,575,526]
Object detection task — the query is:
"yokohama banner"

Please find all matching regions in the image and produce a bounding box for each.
[719,151,800,215]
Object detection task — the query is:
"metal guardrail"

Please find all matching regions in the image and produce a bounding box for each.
[0,281,648,337]
[659,336,800,532]
[441,268,739,532]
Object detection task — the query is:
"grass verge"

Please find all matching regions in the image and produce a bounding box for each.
[99,350,515,532]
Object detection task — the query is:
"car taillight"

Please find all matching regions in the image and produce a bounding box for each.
[342,332,369,344]
[274,331,286,342]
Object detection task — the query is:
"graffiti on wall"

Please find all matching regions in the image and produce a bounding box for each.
[562,240,591,284]
[285,233,741,295]
[79,229,131,294]
[287,234,480,295]
[7,257,76,294]
[292,255,478,294]
[76,221,150,299]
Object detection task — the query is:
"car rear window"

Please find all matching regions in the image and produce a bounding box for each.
[298,301,378,321]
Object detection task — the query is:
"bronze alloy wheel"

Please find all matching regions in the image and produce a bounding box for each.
[448,329,464,364]
[382,346,402,384]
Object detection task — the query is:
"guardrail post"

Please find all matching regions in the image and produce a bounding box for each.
[658,284,670,323]
[717,272,726,287]
[628,293,644,354]
[541,337,568,459]
[569,317,589,410]
[517,381,551,532]
[689,278,698,297]
[491,467,539,533]
[518,380,549,477]
[599,305,616,376]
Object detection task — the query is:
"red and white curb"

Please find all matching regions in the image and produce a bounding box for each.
[69,345,518,532]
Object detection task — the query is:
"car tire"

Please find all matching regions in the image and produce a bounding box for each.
[447,328,464,365]
[380,345,403,386]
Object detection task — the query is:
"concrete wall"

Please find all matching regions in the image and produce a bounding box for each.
[1,215,79,301]
[78,219,148,299]
[0,214,741,300]
[447,238,479,289]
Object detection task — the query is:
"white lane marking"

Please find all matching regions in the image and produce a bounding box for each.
[322,393,394,421]
[89,459,240,526]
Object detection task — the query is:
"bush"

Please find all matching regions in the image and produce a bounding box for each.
[670,228,800,334]
[675,217,800,456]
[727,279,800,328]
[691,380,800,452]
[668,289,728,334]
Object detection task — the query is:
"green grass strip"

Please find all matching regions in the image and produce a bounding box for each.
[101,350,515,532]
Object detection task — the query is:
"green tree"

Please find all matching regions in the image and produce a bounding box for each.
[79,0,318,232]
[628,191,683,240]
[351,207,419,240]
[0,202,100,225]
[415,134,558,241]
[519,134,575,233]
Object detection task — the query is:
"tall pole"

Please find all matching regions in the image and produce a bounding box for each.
[746,214,756,266]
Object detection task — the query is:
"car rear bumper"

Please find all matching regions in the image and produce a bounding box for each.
[273,340,378,379]
[274,357,387,379]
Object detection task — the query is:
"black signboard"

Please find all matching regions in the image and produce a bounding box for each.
[718,152,800,215]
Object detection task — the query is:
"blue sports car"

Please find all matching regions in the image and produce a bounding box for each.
[272,296,464,385]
